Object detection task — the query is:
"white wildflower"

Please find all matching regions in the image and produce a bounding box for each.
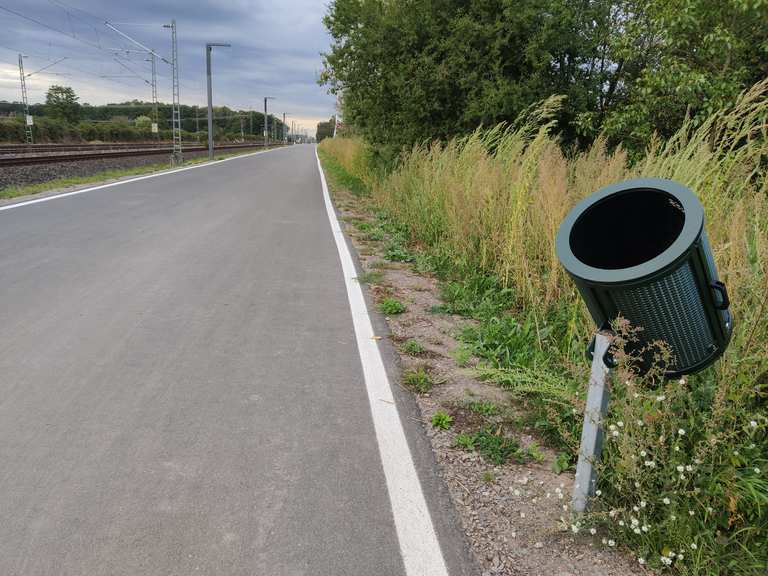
[638,558,645,565]
[641,525,649,533]
[678,428,686,436]
[677,465,685,473]
[750,420,758,428]
[589,528,597,535]
[755,468,761,474]
[685,464,693,472]
[617,421,624,428]
[633,527,641,534]
[655,395,666,402]
[660,556,673,566]
[618,520,625,526]
[663,497,671,505]
[690,543,698,550]
[640,500,647,508]
[608,539,616,547]
[612,430,620,438]
[640,450,647,457]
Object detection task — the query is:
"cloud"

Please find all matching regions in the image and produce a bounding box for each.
[0,0,335,132]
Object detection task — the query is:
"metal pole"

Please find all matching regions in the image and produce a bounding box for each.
[17,54,33,144]
[263,96,275,147]
[150,52,158,139]
[572,331,613,514]
[205,43,231,161]
[163,20,182,165]
[282,112,286,143]
[206,45,214,160]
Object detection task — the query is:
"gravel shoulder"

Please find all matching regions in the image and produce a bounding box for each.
[326,179,648,576]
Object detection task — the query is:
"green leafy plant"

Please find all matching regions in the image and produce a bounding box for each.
[467,400,499,417]
[431,410,454,430]
[552,452,573,474]
[383,238,414,262]
[451,345,473,367]
[377,297,406,315]
[403,367,433,393]
[455,432,476,451]
[526,441,546,462]
[401,339,425,356]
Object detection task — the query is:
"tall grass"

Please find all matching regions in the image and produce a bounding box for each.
[320,79,768,574]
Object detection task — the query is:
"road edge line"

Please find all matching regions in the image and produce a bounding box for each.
[314,146,450,576]
[0,146,282,212]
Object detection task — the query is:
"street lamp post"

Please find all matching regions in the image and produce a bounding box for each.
[206,43,231,160]
[263,96,275,146]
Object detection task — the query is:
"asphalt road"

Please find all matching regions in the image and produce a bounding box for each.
[0,145,475,576]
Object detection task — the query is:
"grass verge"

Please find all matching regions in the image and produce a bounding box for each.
[319,81,768,574]
[0,147,276,201]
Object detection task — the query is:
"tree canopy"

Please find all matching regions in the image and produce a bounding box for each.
[45,85,81,124]
[321,0,768,153]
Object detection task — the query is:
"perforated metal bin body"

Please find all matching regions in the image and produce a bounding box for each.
[556,178,732,376]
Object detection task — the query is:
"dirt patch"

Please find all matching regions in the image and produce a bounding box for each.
[330,183,646,576]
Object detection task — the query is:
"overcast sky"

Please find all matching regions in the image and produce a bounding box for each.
[0,0,336,132]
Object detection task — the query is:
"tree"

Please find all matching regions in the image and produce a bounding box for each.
[321,0,768,154]
[316,117,336,142]
[134,115,152,128]
[45,85,80,124]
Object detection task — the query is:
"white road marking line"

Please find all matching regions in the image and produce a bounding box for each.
[315,148,450,576]
[0,147,281,212]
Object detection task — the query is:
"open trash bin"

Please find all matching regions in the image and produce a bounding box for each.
[556,178,732,376]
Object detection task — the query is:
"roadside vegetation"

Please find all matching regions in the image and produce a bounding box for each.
[0,86,287,144]
[318,81,768,573]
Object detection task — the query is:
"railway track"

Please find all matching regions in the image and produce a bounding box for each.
[0,142,197,154]
[0,142,273,167]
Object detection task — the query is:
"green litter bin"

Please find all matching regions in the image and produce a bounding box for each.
[556,178,733,376]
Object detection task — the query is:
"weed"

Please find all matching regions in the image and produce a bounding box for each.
[403,367,433,393]
[526,441,546,462]
[378,297,406,315]
[453,425,528,465]
[357,270,384,284]
[455,432,476,450]
[383,238,414,262]
[369,259,388,269]
[363,228,386,241]
[552,452,573,474]
[352,220,372,231]
[482,471,495,483]
[401,339,425,356]
[431,410,454,430]
[467,400,499,417]
[473,426,528,465]
[451,345,473,367]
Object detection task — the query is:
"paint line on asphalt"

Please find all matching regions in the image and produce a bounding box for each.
[0,146,282,212]
[315,147,450,576]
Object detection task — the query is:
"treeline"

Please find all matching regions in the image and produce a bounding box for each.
[321,0,768,154]
[0,88,286,143]
[0,116,201,144]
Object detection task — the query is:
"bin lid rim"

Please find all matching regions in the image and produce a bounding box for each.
[556,178,704,284]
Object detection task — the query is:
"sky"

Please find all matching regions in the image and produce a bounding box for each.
[0,0,337,133]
